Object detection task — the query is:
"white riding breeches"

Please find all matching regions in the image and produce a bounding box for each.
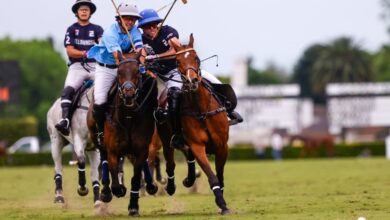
[64,62,96,90]
[163,68,221,91]
[93,64,117,105]
[201,69,221,84]
[165,68,183,89]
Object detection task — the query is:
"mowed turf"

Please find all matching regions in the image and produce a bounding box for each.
[0,158,390,219]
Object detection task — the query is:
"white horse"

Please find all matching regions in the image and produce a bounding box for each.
[47,86,101,205]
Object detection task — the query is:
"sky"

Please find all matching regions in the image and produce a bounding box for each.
[0,0,389,75]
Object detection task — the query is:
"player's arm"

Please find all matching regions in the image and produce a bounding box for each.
[66,46,87,59]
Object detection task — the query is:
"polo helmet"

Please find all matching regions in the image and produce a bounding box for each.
[138,9,163,28]
[72,0,96,14]
[116,2,141,19]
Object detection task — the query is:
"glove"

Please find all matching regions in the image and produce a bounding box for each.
[139,65,146,74]
[82,50,88,62]
[145,54,159,61]
[82,50,88,58]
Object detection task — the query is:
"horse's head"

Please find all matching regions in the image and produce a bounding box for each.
[117,52,141,107]
[173,34,201,92]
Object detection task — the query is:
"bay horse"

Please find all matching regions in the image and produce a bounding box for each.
[47,85,101,205]
[159,34,231,214]
[289,133,335,157]
[87,52,158,216]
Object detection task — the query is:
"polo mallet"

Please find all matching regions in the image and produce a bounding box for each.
[157,1,174,12]
[110,0,135,51]
[156,0,188,36]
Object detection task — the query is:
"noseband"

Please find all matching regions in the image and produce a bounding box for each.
[117,58,140,107]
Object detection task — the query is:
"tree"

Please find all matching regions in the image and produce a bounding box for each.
[0,37,67,140]
[372,45,390,81]
[310,37,373,103]
[291,44,327,99]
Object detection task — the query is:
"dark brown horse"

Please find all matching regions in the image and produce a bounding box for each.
[158,34,231,214]
[87,52,158,216]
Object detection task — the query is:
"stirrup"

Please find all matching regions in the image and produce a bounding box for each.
[153,108,168,124]
[55,118,70,136]
[228,112,243,126]
[170,134,185,149]
[96,132,104,147]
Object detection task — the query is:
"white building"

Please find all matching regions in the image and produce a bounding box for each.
[229,84,313,146]
[327,82,390,140]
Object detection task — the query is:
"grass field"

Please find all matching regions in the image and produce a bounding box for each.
[1,158,390,220]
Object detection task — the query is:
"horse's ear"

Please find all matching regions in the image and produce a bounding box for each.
[189,33,194,48]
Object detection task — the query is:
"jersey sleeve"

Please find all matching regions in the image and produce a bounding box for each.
[165,26,179,41]
[64,26,75,47]
[130,27,143,49]
[95,25,104,43]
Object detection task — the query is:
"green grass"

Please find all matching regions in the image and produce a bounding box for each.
[0,158,390,219]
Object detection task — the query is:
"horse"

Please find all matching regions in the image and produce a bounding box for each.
[47,84,101,205]
[87,52,158,216]
[158,34,231,214]
[289,133,335,157]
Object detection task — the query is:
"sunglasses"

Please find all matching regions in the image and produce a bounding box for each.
[143,23,158,29]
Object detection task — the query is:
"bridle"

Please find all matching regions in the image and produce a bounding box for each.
[175,48,202,92]
[117,57,140,108]
[117,57,156,111]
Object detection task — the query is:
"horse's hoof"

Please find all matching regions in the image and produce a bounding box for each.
[195,169,202,178]
[165,184,176,196]
[77,186,89,196]
[112,185,127,198]
[182,177,195,188]
[128,208,140,217]
[100,187,112,203]
[100,193,112,203]
[220,208,231,215]
[158,177,167,185]
[146,183,158,195]
[54,195,65,203]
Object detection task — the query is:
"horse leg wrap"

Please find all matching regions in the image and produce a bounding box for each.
[78,162,86,187]
[101,160,110,185]
[92,181,100,202]
[187,159,196,181]
[212,185,227,210]
[155,156,162,181]
[54,174,62,192]
[129,177,141,210]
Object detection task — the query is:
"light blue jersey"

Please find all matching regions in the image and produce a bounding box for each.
[87,22,143,65]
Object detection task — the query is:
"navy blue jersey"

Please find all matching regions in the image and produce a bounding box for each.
[142,25,179,75]
[64,22,103,64]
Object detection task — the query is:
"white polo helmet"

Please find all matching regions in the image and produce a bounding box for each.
[116,2,142,19]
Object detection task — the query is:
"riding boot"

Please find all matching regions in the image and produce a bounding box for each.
[55,86,75,136]
[93,103,107,147]
[228,111,244,126]
[168,87,185,149]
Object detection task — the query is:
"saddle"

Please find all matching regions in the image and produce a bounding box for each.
[202,79,238,112]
